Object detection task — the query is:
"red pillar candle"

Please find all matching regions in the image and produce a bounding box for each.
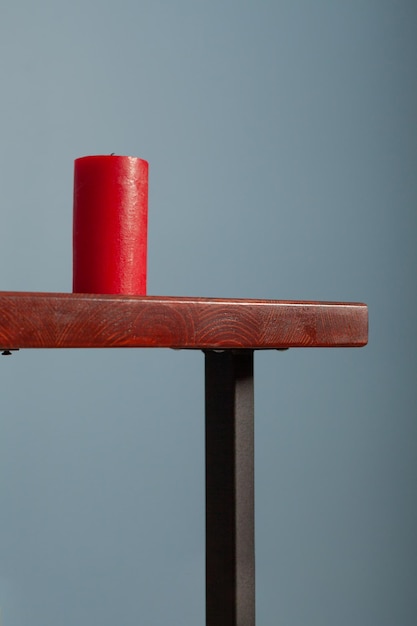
[73,155,148,295]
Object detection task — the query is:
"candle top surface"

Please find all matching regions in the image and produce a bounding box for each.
[75,154,148,164]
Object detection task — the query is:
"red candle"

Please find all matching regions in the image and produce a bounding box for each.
[73,155,148,295]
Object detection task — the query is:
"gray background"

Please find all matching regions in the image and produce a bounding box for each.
[0,1,416,624]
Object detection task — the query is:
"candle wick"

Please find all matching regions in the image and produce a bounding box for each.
[110,152,115,156]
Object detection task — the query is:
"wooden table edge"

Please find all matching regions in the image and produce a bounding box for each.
[0,292,368,350]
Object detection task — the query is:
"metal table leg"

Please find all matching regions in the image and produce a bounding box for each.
[205,350,255,626]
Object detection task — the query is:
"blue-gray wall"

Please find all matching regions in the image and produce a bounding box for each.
[0,2,416,624]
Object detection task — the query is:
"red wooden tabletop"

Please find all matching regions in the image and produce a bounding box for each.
[0,292,367,350]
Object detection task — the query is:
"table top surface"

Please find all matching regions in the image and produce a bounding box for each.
[0,292,368,350]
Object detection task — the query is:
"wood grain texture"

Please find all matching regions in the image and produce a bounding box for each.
[0,292,368,350]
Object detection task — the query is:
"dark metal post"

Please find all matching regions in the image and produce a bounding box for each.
[205,350,255,626]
